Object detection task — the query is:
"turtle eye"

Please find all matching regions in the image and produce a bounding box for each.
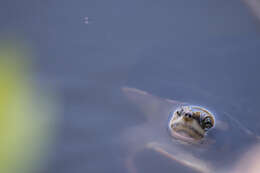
[202,117,213,130]
[176,110,181,116]
[176,108,183,116]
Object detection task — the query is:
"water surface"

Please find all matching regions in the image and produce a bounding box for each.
[1,0,260,172]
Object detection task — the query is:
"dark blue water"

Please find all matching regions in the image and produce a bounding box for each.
[1,0,260,172]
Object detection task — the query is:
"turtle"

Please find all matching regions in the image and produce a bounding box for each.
[120,87,260,173]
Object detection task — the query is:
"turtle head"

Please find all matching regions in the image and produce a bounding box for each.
[168,105,215,142]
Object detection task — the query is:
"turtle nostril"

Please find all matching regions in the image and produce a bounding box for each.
[185,113,192,118]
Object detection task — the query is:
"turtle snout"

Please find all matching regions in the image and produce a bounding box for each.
[185,113,192,118]
[183,112,193,121]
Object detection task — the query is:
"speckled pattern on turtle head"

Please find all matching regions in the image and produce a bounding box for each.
[121,87,260,173]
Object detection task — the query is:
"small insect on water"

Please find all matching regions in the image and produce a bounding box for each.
[84,17,89,24]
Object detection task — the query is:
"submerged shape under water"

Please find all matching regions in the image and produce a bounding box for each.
[121,87,259,173]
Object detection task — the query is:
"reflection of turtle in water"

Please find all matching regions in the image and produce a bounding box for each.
[121,87,260,173]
